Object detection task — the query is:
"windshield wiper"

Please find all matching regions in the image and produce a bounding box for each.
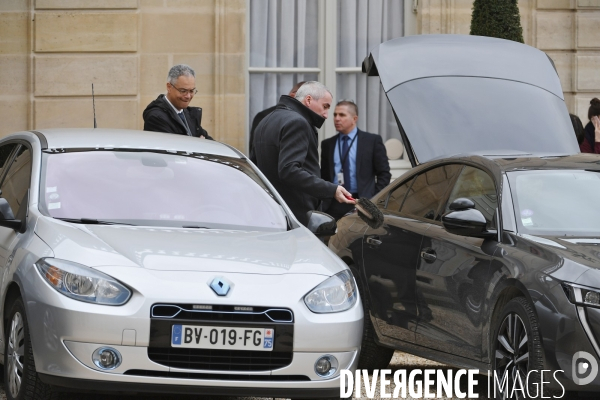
[56,218,136,226]
[182,225,209,229]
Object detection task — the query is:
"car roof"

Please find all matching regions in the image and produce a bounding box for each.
[419,153,600,174]
[490,153,600,171]
[19,128,243,158]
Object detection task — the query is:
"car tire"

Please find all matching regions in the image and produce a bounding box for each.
[491,297,544,399]
[4,297,58,400]
[352,267,394,372]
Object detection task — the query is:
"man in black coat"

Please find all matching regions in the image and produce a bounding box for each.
[321,101,391,220]
[143,64,212,139]
[250,81,355,226]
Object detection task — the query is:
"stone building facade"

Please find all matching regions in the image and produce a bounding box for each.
[420,0,600,127]
[0,0,245,150]
[0,0,599,151]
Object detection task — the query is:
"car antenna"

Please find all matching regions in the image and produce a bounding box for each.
[92,83,97,128]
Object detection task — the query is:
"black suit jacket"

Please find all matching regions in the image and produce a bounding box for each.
[249,105,277,155]
[142,94,213,139]
[320,129,391,199]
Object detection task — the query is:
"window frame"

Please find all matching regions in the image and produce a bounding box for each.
[396,163,463,223]
[0,141,33,218]
[245,0,418,153]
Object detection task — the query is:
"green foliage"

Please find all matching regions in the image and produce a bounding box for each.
[470,0,524,43]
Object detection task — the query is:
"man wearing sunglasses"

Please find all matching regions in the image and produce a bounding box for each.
[143,64,213,139]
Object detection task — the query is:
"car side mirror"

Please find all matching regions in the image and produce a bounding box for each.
[0,198,15,220]
[0,192,27,234]
[306,211,337,237]
[442,198,496,239]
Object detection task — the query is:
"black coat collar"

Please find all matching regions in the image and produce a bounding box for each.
[277,95,326,129]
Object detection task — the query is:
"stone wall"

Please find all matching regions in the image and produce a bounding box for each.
[419,0,600,124]
[0,0,246,151]
[2,0,598,148]
[0,0,29,134]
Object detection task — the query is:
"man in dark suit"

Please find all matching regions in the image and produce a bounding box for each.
[321,100,391,220]
[143,64,212,139]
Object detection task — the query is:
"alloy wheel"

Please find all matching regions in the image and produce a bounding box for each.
[495,312,529,399]
[7,311,25,398]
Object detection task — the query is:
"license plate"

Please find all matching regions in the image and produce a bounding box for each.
[171,324,274,351]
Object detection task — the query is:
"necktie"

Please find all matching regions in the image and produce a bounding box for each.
[178,112,191,135]
[342,135,351,190]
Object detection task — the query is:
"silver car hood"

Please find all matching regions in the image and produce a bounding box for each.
[35,216,343,276]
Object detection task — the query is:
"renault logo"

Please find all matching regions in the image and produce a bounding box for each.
[210,278,230,296]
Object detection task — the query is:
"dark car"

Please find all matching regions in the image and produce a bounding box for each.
[329,34,600,395]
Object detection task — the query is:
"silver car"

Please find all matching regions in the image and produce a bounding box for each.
[0,129,362,399]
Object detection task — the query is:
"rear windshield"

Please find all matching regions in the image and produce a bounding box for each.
[39,150,288,231]
[387,77,579,164]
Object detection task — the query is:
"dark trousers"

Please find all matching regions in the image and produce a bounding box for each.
[324,194,358,220]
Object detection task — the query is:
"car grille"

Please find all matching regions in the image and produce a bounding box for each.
[151,304,294,323]
[124,369,309,381]
[147,347,293,371]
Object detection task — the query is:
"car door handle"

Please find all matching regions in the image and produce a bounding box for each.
[420,248,437,263]
[366,236,382,247]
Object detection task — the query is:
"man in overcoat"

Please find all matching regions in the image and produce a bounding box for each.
[251,81,354,226]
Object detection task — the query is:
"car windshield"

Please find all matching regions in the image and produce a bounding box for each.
[40,150,288,231]
[507,170,600,236]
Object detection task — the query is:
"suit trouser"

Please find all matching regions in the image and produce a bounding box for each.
[324,193,358,220]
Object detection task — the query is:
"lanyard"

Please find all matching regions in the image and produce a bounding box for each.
[338,133,358,171]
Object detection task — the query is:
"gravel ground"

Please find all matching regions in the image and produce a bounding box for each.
[0,351,577,399]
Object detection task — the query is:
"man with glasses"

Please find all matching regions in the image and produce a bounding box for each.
[320,100,391,220]
[143,64,213,139]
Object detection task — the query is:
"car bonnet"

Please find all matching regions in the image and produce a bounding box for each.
[35,217,343,276]
[363,34,580,166]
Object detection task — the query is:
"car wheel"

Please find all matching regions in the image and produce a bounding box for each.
[491,297,543,399]
[5,298,58,400]
[352,267,394,372]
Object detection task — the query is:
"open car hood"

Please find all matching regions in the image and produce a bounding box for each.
[363,34,580,166]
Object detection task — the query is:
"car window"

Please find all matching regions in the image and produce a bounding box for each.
[0,144,18,184]
[2,146,31,216]
[40,150,288,231]
[385,176,415,211]
[401,164,461,220]
[445,166,497,229]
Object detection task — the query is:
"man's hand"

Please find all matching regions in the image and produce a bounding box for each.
[593,116,600,142]
[334,186,356,204]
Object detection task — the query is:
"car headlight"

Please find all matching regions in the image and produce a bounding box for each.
[563,282,600,307]
[304,270,357,313]
[35,258,131,305]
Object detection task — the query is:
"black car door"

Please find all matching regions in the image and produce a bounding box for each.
[361,164,461,343]
[414,165,499,360]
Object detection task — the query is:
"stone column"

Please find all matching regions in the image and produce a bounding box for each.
[213,0,245,150]
[0,0,30,135]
